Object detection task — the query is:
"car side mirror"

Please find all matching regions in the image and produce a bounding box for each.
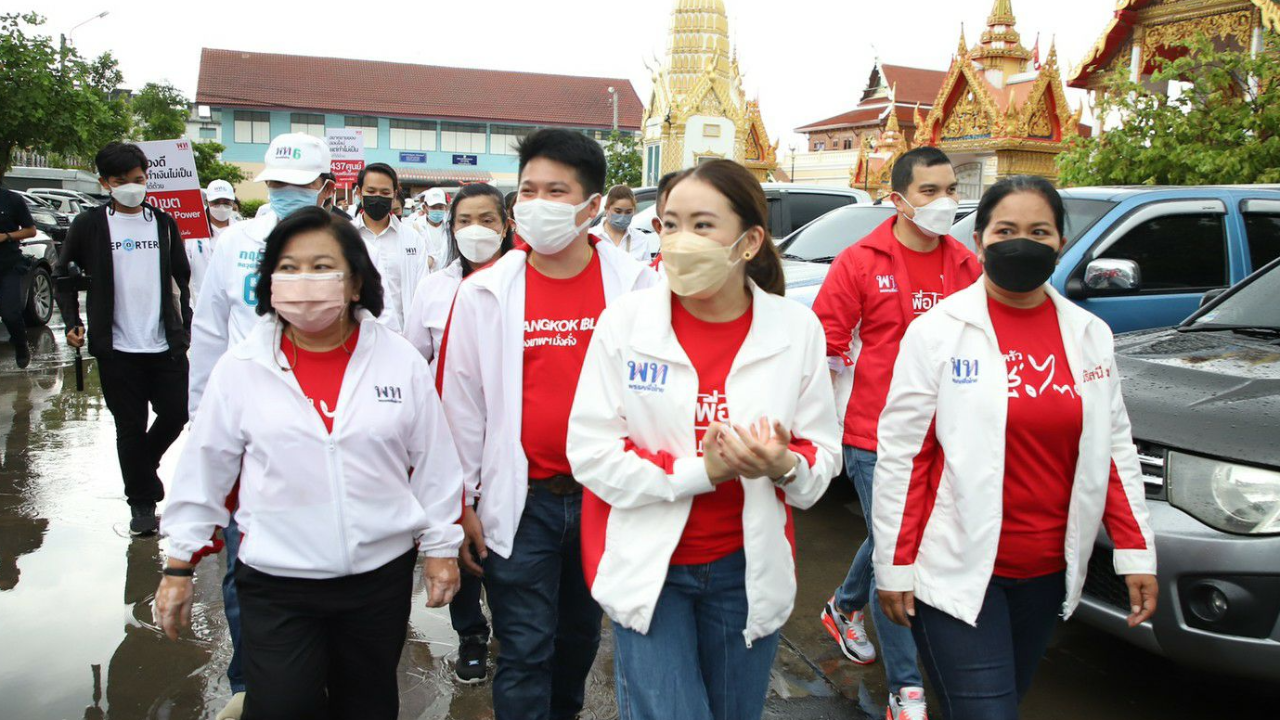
[1083,259,1141,295]
[1199,287,1227,308]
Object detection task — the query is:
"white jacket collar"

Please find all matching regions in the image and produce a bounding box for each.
[466,236,646,301]
[352,213,402,237]
[631,281,790,368]
[234,308,382,369]
[242,212,279,243]
[942,279,1099,339]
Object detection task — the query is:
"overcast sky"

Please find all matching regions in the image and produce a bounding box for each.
[20,0,1119,152]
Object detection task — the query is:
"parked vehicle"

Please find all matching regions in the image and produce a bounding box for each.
[14,191,69,245]
[28,188,101,212]
[1075,255,1280,682]
[948,186,1280,332]
[16,228,57,327]
[777,200,979,307]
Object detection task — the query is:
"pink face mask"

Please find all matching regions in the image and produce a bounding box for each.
[271,272,348,332]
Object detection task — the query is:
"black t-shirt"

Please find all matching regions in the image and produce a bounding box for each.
[0,187,36,273]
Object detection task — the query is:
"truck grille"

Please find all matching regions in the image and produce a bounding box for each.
[1083,548,1132,612]
[1134,440,1167,500]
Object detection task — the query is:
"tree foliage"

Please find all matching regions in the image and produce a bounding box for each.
[193,141,246,186]
[1058,34,1280,186]
[0,13,129,179]
[131,82,188,141]
[604,130,643,188]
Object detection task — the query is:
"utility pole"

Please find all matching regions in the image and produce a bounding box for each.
[608,86,619,132]
[60,11,109,72]
[789,144,797,183]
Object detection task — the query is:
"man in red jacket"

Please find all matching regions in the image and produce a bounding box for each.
[813,147,982,720]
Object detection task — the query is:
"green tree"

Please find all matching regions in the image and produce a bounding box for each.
[1058,34,1280,186]
[0,12,129,180]
[131,81,188,141]
[193,141,245,186]
[604,130,643,188]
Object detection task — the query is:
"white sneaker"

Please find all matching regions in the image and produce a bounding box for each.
[215,692,245,720]
[820,596,877,664]
[887,687,928,720]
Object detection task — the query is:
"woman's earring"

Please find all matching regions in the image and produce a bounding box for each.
[743,252,753,260]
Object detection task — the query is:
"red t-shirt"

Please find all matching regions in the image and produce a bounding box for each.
[988,298,1082,578]
[669,298,754,566]
[521,250,607,479]
[902,244,945,317]
[282,326,360,434]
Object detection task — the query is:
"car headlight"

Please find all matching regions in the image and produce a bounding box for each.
[32,211,56,225]
[1168,451,1280,535]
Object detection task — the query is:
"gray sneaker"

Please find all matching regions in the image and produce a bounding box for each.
[821,596,877,664]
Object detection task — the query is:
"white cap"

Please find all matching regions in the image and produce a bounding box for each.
[424,187,447,206]
[206,179,236,202]
[254,133,331,185]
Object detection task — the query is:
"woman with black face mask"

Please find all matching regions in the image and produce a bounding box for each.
[870,176,1159,720]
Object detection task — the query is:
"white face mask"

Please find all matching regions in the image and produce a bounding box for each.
[513,195,599,255]
[900,195,959,238]
[111,183,147,209]
[454,225,503,264]
[208,205,234,223]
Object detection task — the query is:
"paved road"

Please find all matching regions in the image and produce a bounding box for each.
[1,326,1274,719]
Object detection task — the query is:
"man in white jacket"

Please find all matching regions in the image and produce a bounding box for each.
[410,187,449,272]
[440,129,656,720]
[350,163,425,333]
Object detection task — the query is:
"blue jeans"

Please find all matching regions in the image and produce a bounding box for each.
[833,446,923,693]
[612,551,780,720]
[911,572,1066,720]
[483,487,602,720]
[223,514,245,694]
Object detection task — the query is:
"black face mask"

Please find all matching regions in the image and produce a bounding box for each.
[983,238,1058,293]
[362,195,393,222]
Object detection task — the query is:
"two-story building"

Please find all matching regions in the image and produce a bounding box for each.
[190,48,643,200]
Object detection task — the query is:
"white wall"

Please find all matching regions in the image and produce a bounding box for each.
[682,115,736,168]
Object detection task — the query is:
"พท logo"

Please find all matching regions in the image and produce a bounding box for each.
[274,147,303,160]
[950,357,979,385]
[876,275,898,293]
[627,360,670,393]
[374,386,403,403]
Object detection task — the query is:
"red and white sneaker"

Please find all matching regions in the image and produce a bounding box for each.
[820,596,877,664]
[887,687,928,720]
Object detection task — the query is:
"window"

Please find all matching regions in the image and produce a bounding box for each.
[390,119,436,151]
[491,125,532,156]
[814,142,826,151]
[198,126,217,139]
[786,192,855,234]
[843,138,853,150]
[290,113,325,138]
[345,116,379,149]
[780,206,897,261]
[441,122,486,153]
[1100,213,1228,291]
[645,145,662,186]
[703,124,721,138]
[1243,213,1280,271]
[233,110,270,144]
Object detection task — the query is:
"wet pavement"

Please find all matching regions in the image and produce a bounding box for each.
[2,322,1277,719]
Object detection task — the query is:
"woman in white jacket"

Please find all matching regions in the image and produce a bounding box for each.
[873,176,1159,720]
[154,207,464,720]
[403,182,513,685]
[567,160,842,720]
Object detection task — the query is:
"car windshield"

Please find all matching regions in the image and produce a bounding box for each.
[779,206,896,261]
[949,198,1117,252]
[1189,262,1280,330]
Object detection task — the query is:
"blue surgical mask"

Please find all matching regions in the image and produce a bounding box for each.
[427,209,447,224]
[269,186,320,220]
[608,212,632,231]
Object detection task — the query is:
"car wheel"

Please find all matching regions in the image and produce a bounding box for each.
[24,265,53,326]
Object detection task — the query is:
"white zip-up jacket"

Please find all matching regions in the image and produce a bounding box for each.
[188,212,275,416]
[403,258,463,376]
[353,213,427,333]
[590,223,654,263]
[440,240,658,555]
[872,282,1157,625]
[567,282,842,645]
[163,310,464,578]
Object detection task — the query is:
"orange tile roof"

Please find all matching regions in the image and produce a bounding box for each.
[196,48,644,130]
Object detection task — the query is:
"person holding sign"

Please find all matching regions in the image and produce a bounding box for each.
[54,142,193,537]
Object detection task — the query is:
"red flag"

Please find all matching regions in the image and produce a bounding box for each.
[1032,33,1041,70]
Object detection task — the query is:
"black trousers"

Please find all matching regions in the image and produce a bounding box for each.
[96,350,188,506]
[450,569,490,639]
[236,550,416,720]
[0,267,25,346]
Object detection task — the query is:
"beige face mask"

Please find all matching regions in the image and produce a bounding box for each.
[660,230,749,297]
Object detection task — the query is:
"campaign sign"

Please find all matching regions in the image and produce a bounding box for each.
[327,129,366,189]
[452,154,478,166]
[400,152,427,164]
[136,138,209,243]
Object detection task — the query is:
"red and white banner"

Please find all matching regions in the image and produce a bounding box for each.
[137,138,210,243]
[326,129,366,190]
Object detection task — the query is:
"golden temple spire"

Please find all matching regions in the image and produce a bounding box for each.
[987,0,1016,27]
[972,0,1031,71]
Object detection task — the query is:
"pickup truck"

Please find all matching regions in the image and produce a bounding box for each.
[949,186,1280,332]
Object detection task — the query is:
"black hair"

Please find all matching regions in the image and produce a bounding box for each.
[356,162,399,190]
[517,129,606,199]
[890,147,953,194]
[254,206,384,319]
[655,171,680,210]
[95,142,148,179]
[974,175,1066,238]
[446,184,513,277]
[504,191,517,216]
